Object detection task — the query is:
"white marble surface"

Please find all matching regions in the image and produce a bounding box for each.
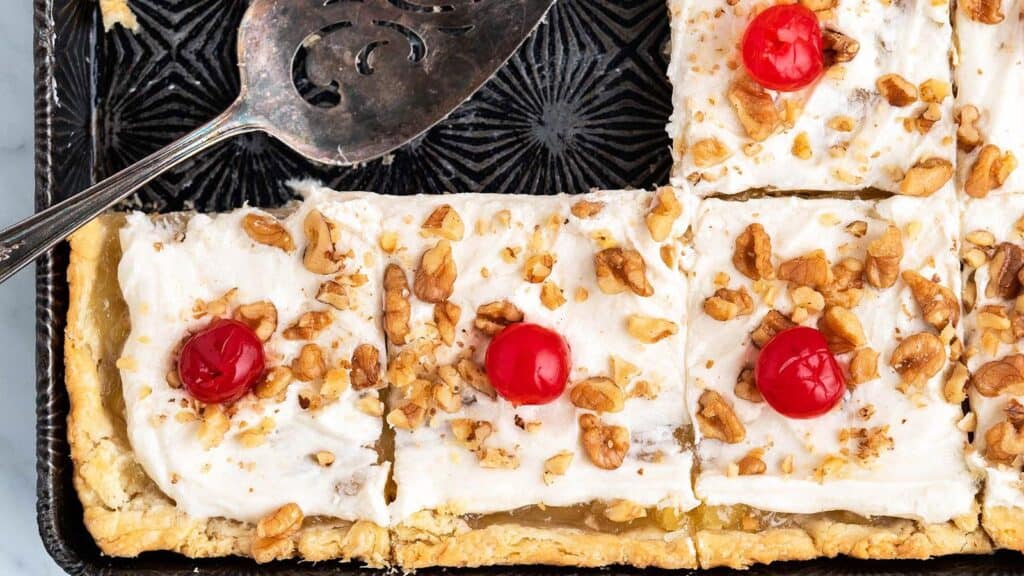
[0,1,66,574]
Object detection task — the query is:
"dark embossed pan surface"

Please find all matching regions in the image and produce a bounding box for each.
[33,0,1022,573]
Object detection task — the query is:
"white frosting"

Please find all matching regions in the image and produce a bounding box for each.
[118,188,389,525]
[667,0,954,195]
[687,189,977,524]
[961,196,1024,510]
[954,0,1024,196]
[384,190,701,523]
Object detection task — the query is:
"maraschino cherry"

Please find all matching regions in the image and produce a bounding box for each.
[178,318,266,404]
[741,4,824,92]
[485,322,571,405]
[755,326,844,418]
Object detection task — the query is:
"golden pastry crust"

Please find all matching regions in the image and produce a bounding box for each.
[393,510,697,569]
[65,215,389,565]
[982,506,1024,552]
[98,0,139,32]
[696,514,991,569]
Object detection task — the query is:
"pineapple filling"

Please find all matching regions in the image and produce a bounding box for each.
[463,502,693,535]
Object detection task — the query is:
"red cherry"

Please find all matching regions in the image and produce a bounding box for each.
[755,326,844,419]
[178,318,266,404]
[741,4,824,92]
[485,323,571,405]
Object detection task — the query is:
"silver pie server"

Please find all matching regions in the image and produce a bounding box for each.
[0,0,555,284]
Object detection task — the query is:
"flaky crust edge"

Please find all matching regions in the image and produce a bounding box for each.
[392,511,697,570]
[695,514,991,569]
[982,506,1024,552]
[64,215,389,565]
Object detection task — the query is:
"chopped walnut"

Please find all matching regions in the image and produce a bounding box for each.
[890,333,946,389]
[971,359,1024,397]
[791,132,812,159]
[474,300,524,335]
[421,204,465,241]
[255,366,293,399]
[197,404,230,449]
[569,377,625,413]
[523,253,556,283]
[849,348,879,386]
[579,413,630,470]
[540,281,567,310]
[478,447,520,469]
[957,105,982,151]
[626,315,678,343]
[433,301,461,346]
[571,200,605,219]
[282,310,333,341]
[433,366,463,413]
[899,158,953,197]
[291,343,326,382]
[604,500,648,523]
[314,451,335,467]
[737,453,766,475]
[901,270,959,330]
[457,358,496,399]
[646,187,683,242]
[800,0,836,9]
[752,310,797,348]
[733,223,774,280]
[691,137,731,167]
[242,213,295,252]
[350,344,381,390]
[316,281,350,311]
[302,210,342,275]
[238,417,275,448]
[321,367,349,401]
[778,250,831,288]
[594,248,654,296]
[876,74,918,106]
[961,0,1005,23]
[845,221,868,238]
[193,288,238,318]
[985,421,1024,465]
[735,367,763,402]
[818,306,866,354]
[543,451,574,485]
[987,243,1024,299]
[823,29,859,65]
[727,76,780,142]
[387,402,426,430]
[383,264,412,345]
[966,145,1018,198]
[449,418,493,451]
[414,240,457,303]
[865,225,903,288]
[696,390,745,444]
[943,362,969,404]
[233,301,277,341]
[704,287,754,321]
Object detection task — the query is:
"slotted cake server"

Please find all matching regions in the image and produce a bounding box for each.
[0,0,555,283]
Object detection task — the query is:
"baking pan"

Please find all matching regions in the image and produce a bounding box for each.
[32,0,1023,573]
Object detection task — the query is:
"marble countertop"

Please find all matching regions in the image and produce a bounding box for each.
[0,2,66,574]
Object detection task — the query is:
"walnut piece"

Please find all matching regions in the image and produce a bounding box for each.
[233,301,277,341]
[727,76,780,142]
[478,447,520,469]
[291,343,326,382]
[302,210,342,275]
[387,402,426,430]
[899,158,953,197]
[876,74,918,106]
[901,270,959,330]
[350,344,382,390]
[985,421,1024,465]
[626,315,678,343]
[604,500,648,523]
[414,240,457,303]
[571,200,605,219]
[818,306,866,354]
[987,243,1024,299]
[197,404,229,449]
[646,187,683,242]
[242,213,295,253]
[383,264,412,345]
[255,366,292,399]
[751,310,797,348]
[433,301,461,346]
[579,413,630,470]
[823,29,859,66]
[957,105,982,151]
[733,223,774,280]
[540,281,566,310]
[282,310,333,341]
[457,358,496,399]
[737,454,767,475]
[971,359,1024,397]
[735,367,763,402]
[944,362,969,404]
[570,377,625,413]
[778,249,831,288]
[696,390,745,444]
[691,138,731,167]
[890,333,946,389]
[961,0,1005,23]
[966,144,1017,198]
[594,247,654,296]
[849,348,879,386]
[316,281,350,311]
[543,451,574,485]
[704,287,754,321]
[450,418,493,451]
[475,300,524,335]
[523,253,556,283]
[865,225,903,288]
[421,204,465,241]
